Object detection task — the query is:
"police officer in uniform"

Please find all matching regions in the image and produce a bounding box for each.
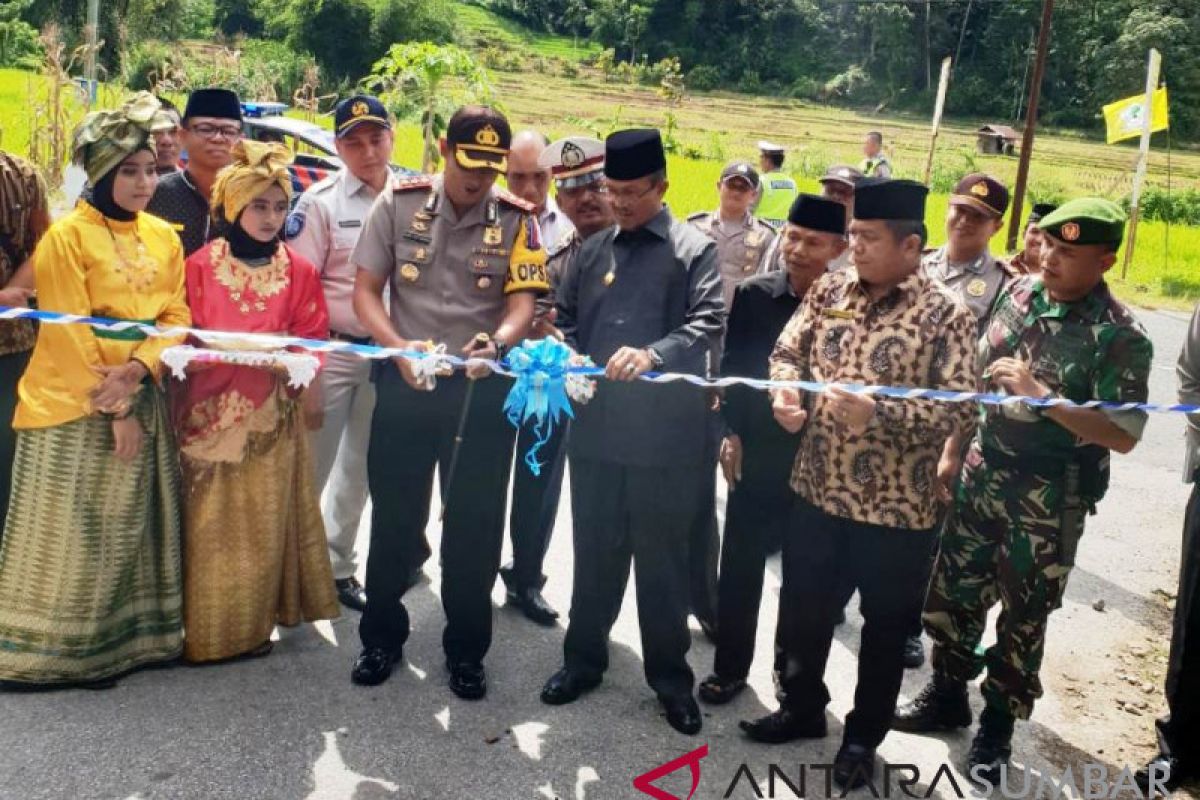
[688,162,776,307]
[541,128,724,736]
[762,164,860,274]
[1010,202,1057,276]
[896,199,1153,785]
[698,194,847,707]
[349,106,548,699]
[860,131,892,178]
[923,173,1017,332]
[286,94,395,612]
[755,141,798,228]
[499,136,613,626]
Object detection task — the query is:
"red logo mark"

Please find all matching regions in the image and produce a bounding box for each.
[632,744,709,800]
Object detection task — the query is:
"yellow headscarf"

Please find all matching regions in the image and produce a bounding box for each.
[211,140,293,224]
[71,92,174,184]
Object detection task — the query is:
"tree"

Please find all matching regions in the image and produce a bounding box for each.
[364,42,492,172]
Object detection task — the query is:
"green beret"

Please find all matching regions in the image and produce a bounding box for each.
[1038,198,1126,247]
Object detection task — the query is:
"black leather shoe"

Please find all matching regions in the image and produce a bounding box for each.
[739,708,827,743]
[834,743,877,790]
[541,667,601,705]
[661,695,703,735]
[893,674,972,732]
[351,647,401,686]
[965,707,1014,787]
[335,577,367,612]
[1136,755,1193,796]
[448,661,487,700]
[698,673,747,705]
[509,586,559,626]
[902,633,926,668]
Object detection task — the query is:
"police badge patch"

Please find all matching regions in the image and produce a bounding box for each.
[284,211,305,240]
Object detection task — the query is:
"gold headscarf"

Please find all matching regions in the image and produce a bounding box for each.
[71,92,174,184]
[211,140,293,224]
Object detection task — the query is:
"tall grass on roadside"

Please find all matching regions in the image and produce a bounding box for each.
[26,25,92,192]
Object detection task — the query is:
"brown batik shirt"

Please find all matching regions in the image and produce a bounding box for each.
[769,265,978,530]
[0,152,49,355]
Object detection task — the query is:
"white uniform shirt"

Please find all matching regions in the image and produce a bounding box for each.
[286,170,382,339]
[538,197,575,254]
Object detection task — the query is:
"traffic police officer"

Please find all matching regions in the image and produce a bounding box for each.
[895,199,1154,785]
[541,128,724,736]
[755,141,798,227]
[349,106,548,699]
[860,131,893,178]
[286,94,395,612]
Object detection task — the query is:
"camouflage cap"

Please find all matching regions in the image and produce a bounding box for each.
[1039,198,1126,247]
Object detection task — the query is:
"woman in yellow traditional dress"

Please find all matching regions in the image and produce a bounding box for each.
[174,140,338,663]
[0,93,189,689]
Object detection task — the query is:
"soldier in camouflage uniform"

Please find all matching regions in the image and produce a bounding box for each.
[894,198,1154,786]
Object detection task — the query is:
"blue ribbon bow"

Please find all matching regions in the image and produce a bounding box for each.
[503,338,577,476]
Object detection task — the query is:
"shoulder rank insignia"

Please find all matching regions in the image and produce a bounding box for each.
[392,175,434,192]
[496,189,536,213]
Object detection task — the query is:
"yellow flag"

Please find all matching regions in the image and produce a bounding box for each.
[1103,87,1170,144]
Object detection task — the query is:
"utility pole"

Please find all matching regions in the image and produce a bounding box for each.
[83,0,99,106]
[1006,0,1055,253]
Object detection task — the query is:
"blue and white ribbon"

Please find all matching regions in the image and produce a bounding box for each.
[502,338,594,475]
[1,306,1193,419]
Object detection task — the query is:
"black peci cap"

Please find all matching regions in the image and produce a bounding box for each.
[604,128,667,181]
[1027,202,1058,227]
[788,194,847,235]
[183,88,242,122]
[853,178,929,222]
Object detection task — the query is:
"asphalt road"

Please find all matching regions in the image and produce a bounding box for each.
[0,308,1196,800]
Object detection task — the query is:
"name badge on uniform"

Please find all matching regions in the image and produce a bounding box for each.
[337,219,362,229]
[403,232,432,244]
[967,278,988,298]
[484,225,503,246]
[822,308,856,320]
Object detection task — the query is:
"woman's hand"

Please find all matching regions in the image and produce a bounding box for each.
[111,416,144,463]
[91,361,147,411]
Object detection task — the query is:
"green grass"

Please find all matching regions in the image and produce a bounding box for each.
[4,56,1197,309]
[451,1,599,61]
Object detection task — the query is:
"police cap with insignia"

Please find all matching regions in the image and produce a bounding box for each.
[757,140,786,155]
[949,173,1010,219]
[720,161,760,190]
[183,88,242,122]
[853,178,929,221]
[1027,202,1058,227]
[539,136,605,189]
[788,193,846,236]
[447,105,512,174]
[819,164,865,188]
[605,128,667,181]
[1038,198,1126,247]
[335,94,390,139]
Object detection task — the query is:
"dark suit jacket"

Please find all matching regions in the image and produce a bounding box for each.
[556,207,725,468]
[721,270,804,451]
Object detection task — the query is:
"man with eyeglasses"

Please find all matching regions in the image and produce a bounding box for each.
[542,128,724,736]
[146,88,242,256]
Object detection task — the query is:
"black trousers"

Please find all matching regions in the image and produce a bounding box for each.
[779,497,937,749]
[359,366,516,664]
[505,419,569,590]
[1156,479,1200,768]
[0,349,30,537]
[563,458,704,700]
[712,436,797,681]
